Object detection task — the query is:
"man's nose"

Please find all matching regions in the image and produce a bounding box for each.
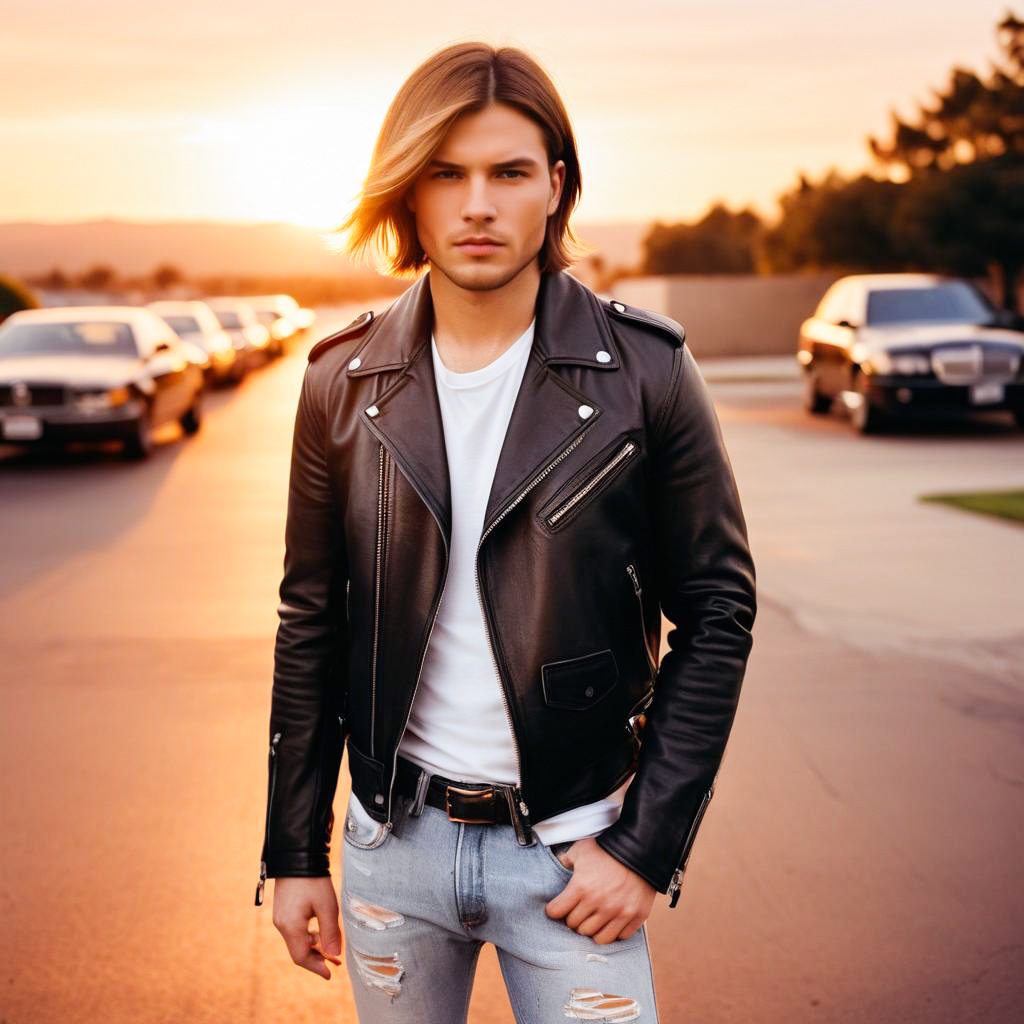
[461,174,497,221]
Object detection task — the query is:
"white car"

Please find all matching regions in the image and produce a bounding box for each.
[148,299,244,385]
[244,294,316,357]
[204,297,272,367]
[0,306,203,459]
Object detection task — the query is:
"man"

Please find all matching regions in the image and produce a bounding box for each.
[256,42,756,1022]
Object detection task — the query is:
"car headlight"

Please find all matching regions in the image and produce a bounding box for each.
[72,386,133,412]
[864,351,931,376]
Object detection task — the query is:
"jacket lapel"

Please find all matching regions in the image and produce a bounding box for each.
[350,269,622,549]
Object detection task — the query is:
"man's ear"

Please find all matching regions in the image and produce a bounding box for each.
[547,159,566,216]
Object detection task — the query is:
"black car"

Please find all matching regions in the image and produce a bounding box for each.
[797,274,1024,433]
[0,305,204,459]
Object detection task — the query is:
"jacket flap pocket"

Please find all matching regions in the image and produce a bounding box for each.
[542,649,619,710]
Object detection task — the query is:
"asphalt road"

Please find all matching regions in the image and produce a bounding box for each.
[1,317,1021,1023]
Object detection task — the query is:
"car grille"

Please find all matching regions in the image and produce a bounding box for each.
[0,383,67,407]
[931,345,1021,385]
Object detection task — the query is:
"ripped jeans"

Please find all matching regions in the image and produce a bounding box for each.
[340,783,661,1023]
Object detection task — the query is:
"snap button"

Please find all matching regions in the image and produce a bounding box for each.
[348,356,362,370]
[584,686,595,698]
[366,405,379,417]
[347,818,356,831]
[611,301,626,313]
[373,793,385,805]
[595,350,611,363]
[578,404,594,419]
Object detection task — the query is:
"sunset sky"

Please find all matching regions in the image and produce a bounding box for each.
[1,0,1012,230]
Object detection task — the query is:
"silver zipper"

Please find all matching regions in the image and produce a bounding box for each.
[358,419,454,834]
[254,730,282,906]
[546,440,637,527]
[626,562,658,678]
[370,443,389,758]
[473,424,597,821]
[380,471,451,834]
[667,782,714,908]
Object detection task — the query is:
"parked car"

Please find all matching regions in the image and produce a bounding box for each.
[204,297,272,367]
[147,299,245,385]
[797,273,1024,434]
[0,306,203,459]
[244,294,316,357]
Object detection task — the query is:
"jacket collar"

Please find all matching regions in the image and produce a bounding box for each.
[352,269,620,546]
[345,269,622,376]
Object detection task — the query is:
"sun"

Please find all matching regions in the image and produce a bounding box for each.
[180,93,384,229]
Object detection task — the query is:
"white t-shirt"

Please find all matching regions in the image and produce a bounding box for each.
[372,316,631,846]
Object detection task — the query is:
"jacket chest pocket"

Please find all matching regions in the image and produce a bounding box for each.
[541,648,619,710]
[538,434,640,533]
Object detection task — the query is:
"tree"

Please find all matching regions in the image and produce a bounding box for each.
[760,170,906,272]
[0,276,40,323]
[642,203,763,275]
[78,264,116,292]
[867,11,1024,308]
[151,263,184,290]
[39,267,69,290]
[893,158,1024,303]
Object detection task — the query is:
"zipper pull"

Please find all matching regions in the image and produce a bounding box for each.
[257,732,282,907]
[626,563,641,595]
[506,787,533,846]
[667,868,682,908]
[515,786,531,823]
[254,860,267,906]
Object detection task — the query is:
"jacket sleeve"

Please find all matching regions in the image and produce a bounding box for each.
[255,363,348,904]
[594,341,757,904]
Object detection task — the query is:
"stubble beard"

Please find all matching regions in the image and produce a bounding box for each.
[429,243,542,294]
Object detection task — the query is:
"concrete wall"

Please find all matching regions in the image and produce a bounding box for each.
[611,272,841,358]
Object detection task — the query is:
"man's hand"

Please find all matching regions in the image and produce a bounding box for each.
[544,837,657,944]
[272,876,343,979]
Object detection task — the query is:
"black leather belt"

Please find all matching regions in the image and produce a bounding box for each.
[394,754,524,829]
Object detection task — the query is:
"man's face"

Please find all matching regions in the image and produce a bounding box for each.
[406,102,566,292]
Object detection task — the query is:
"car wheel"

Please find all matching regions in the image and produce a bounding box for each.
[850,372,886,435]
[802,366,832,414]
[180,391,202,435]
[123,405,154,460]
[1012,406,1024,431]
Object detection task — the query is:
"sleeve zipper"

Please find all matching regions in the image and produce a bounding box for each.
[254,730,282,906]
[666,781,714,908]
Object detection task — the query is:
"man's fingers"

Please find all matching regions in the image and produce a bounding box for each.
[274,916,333,977]
[590,913,635,945]
[307,925,343,967]
[310,903,343,961]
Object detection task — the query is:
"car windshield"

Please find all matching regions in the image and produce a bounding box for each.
[160,315,200,335]
[214,310,242,329]
[0,320,138,358]
[866,283,995,326]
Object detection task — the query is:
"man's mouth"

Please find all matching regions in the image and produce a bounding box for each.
[456,237,504,254]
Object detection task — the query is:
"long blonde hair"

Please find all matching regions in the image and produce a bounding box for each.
[339,42,586,276]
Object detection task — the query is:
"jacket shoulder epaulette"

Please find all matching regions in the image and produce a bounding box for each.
[307,310,375,362]
[602,298,685,348]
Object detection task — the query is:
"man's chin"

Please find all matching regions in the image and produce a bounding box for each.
[431,253,536,293]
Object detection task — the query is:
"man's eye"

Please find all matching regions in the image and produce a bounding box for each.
[498,169,525,178]
[432,170,460,179]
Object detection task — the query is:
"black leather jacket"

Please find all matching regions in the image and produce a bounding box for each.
[255,269,756,908]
